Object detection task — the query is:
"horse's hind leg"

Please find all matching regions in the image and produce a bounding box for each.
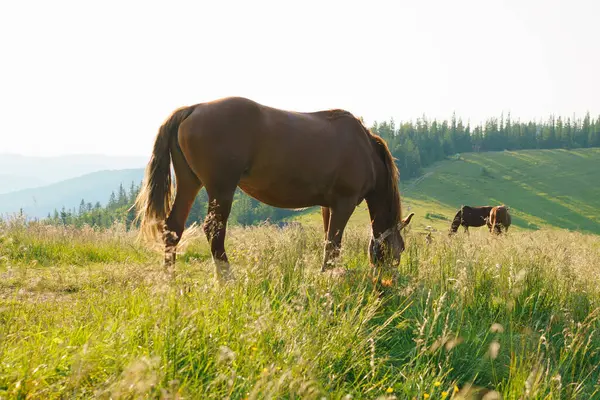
[164,148,203,268]
[203,186,236,283]
[164,183,202,267]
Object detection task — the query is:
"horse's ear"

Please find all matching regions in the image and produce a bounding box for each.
[400,212,415,230]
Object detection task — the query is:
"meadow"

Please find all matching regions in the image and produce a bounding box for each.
[1,216,600,399]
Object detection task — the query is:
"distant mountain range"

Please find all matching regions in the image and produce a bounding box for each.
[0,174,47,194]
[0,153,147,193]
[0,168,146,219]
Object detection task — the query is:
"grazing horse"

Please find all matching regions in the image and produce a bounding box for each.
[134,97,414,282]
[448,205,493,235]
[489,205,511,234]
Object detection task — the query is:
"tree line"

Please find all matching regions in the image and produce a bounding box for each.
[42,112,600,229]
[371,112,600,179]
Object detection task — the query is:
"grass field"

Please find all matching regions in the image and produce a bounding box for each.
[1,217,600,399]
[294,148,600,235]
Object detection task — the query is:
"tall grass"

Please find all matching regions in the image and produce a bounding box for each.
[1,217,599,399]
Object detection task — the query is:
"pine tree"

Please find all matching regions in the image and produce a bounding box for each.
[556,117,565,148]
[60,207,68,225]
[129,181,138,203]
[108,191,117,209]
[590,116,600,147]
[117,184,127,206]
[580,112,591,147]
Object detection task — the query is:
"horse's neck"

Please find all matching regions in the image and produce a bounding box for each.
[366,152,395,228]
[366,193,395,237]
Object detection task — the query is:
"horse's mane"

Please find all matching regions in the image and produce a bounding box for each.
[323,109,402,224]
[356,118,402,224]
[368,133,402,224]
[324,109,354,119]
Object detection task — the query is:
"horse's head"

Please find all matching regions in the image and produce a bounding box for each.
[369,212,414,265]
[484,215,492,227]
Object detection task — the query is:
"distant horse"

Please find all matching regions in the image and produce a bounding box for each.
[134,97,414,282]
[489,205,511,234]
[449,205,493,235]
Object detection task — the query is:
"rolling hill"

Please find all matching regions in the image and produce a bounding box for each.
[294,148,600,235]
[0,169,144,219]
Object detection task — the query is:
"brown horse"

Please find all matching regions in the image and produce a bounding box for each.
[489,205,511,234]
[448,205,493,235]
[134,97,414,282]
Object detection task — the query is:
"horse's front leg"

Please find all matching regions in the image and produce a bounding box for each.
[321,207,331,239]
[321,200,355,272]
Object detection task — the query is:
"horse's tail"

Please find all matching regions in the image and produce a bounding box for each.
[489,207,497,231]
[133,106,196,243]
[449,209,462,234]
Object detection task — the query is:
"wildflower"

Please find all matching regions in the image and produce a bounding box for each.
[251,346,257,351]
[454,385,459,393]
[386,387,394,393]
[434,381,441,387]
[423,394,430,399]
[441,391,448,398]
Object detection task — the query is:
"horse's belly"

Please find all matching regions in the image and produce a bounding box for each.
[238,177,326,209]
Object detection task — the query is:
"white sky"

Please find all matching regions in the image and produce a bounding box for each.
[1,0,598,157]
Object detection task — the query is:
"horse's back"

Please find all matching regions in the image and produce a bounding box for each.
[176,97,378,208]
[182,97,365,145]
[461,205,493,227]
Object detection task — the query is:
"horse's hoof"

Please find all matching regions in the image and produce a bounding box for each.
[216,275,235,286]
[163,257,176,273]
[215,271,235,286]
[214,260,234,285]
[324,267,347,278]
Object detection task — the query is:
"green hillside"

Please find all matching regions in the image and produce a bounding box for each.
[294,148,600,234]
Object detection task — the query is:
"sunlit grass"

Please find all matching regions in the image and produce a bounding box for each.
[1,218,600,398]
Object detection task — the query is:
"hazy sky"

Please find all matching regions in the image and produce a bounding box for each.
[1,0,598,157]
